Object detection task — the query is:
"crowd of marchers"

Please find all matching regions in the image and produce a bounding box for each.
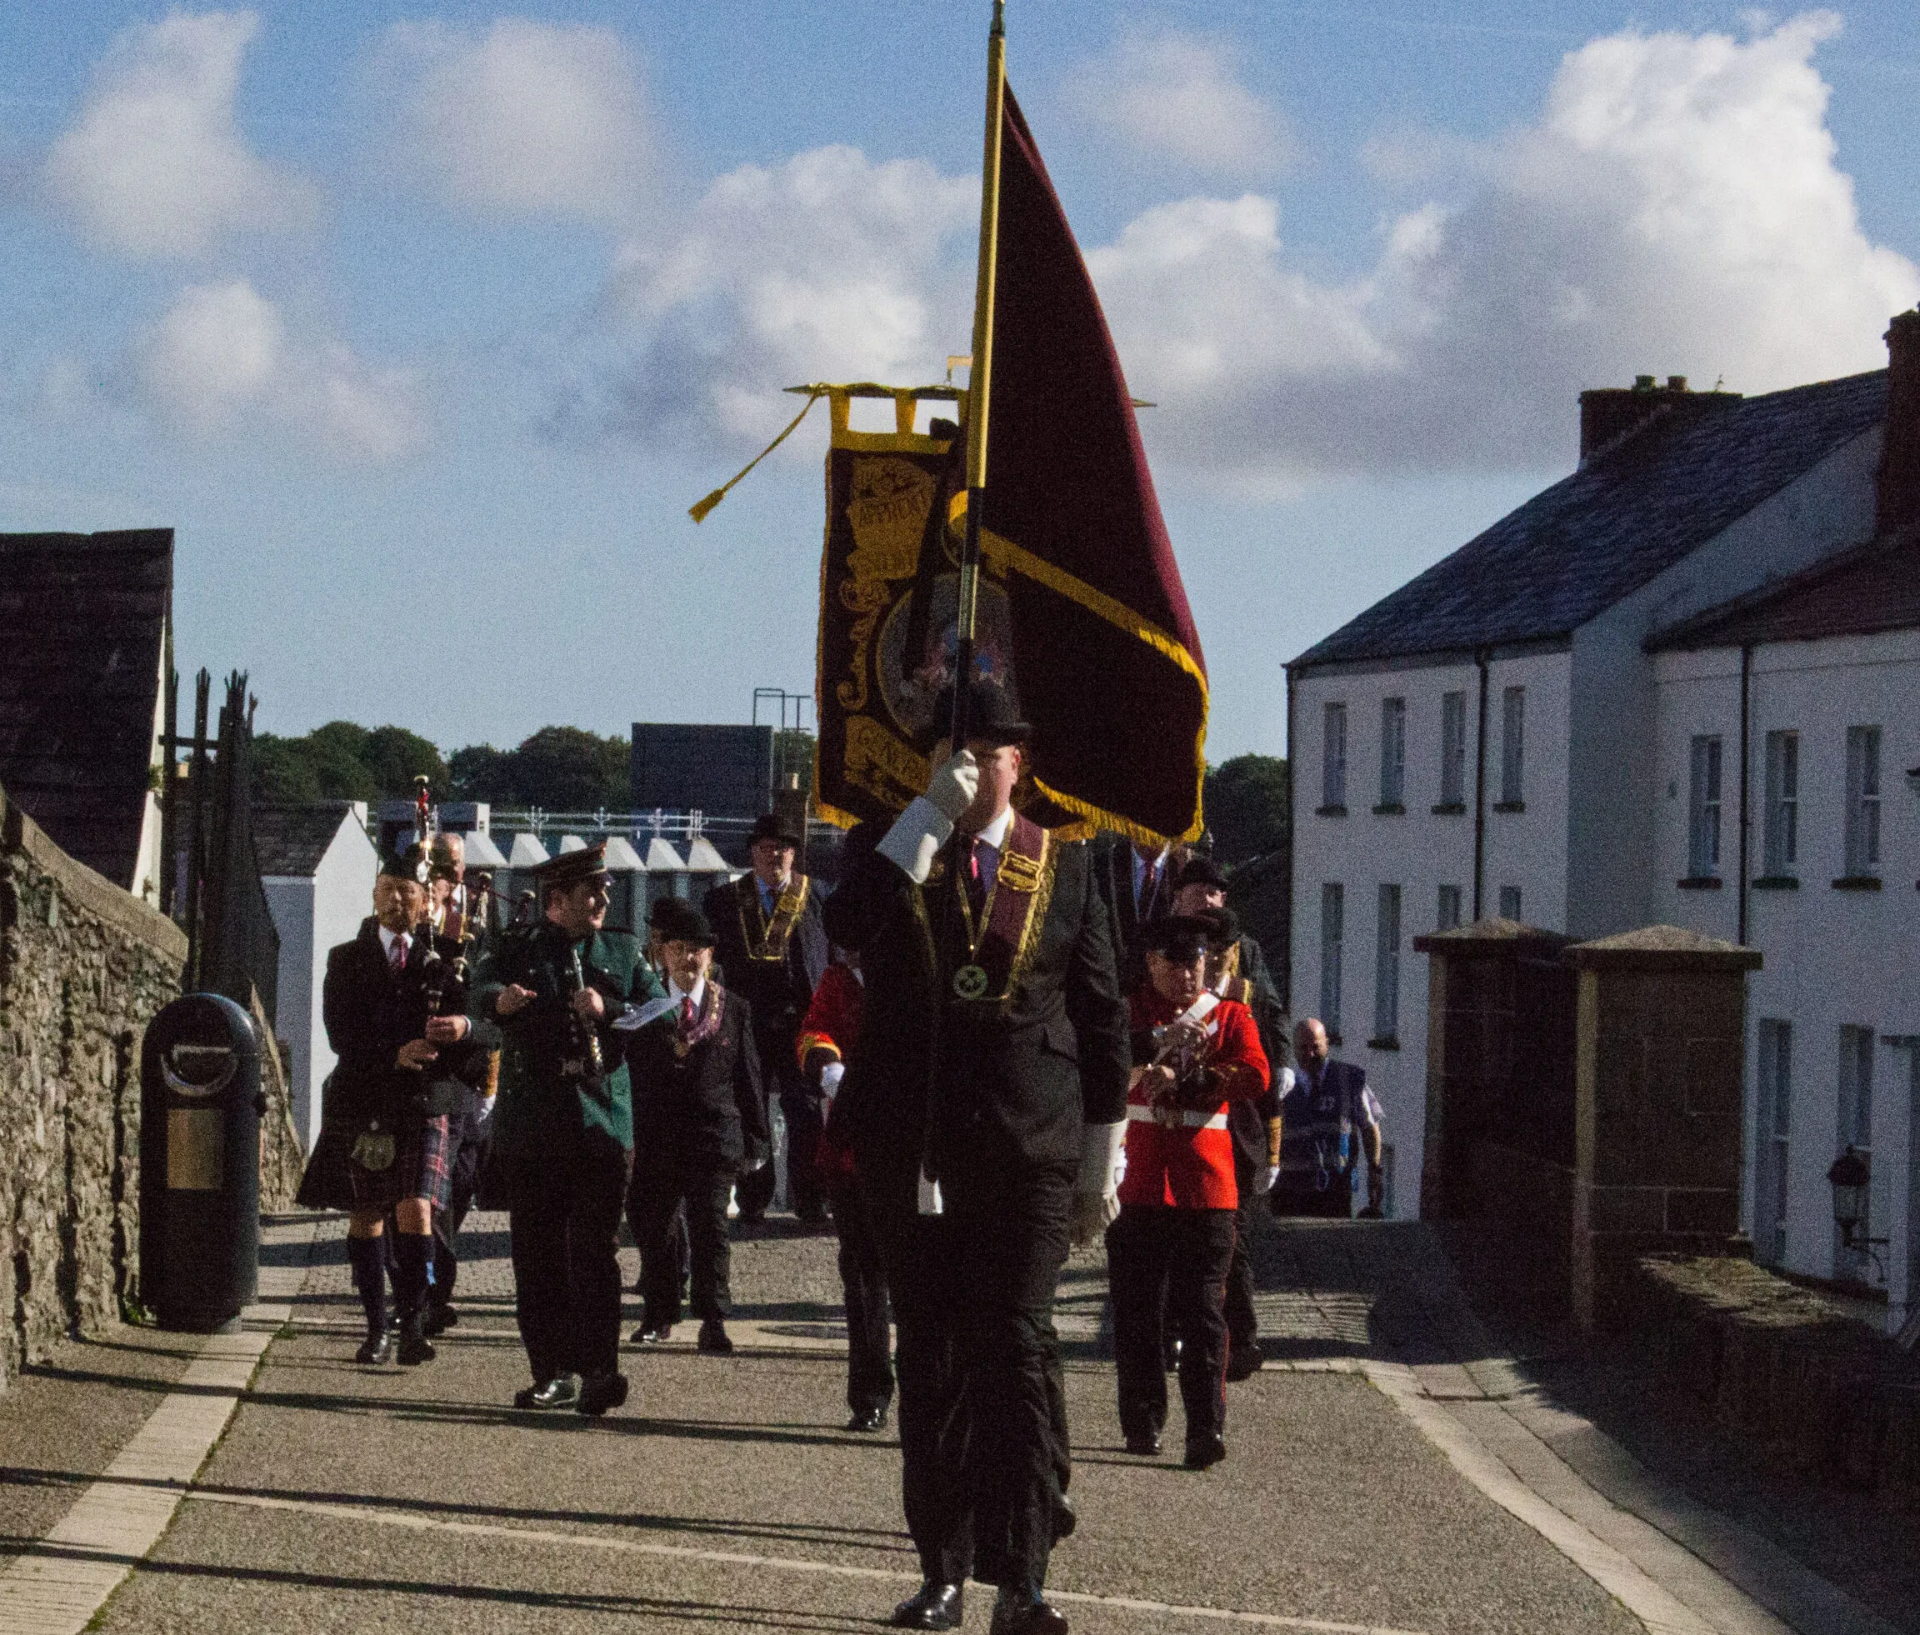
[296,685,1386,1635]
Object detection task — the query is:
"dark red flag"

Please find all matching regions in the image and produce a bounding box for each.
[973,88,1208,843]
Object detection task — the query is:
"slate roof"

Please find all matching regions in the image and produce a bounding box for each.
[1291,371,1888,671]
[1647,524,1920,651]
[252,802,363,876]
[0,530,171,888]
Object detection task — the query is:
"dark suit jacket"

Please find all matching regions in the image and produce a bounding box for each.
[1224,932,1289,1169]
[823,819,1131,1174]
[625,987,767,1171]
[704,873,828,1046]
[322,917,491,1129]
[1090,832,1174,972]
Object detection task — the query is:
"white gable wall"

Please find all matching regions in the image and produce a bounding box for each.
[1565,425,1883,938]
[1652,629,1920,1333]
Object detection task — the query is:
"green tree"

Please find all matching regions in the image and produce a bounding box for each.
[1204,753,1289,867]
[363,725,449,799]
[252,733,322,803]
[447,743,517,804]
[507,726,630,811]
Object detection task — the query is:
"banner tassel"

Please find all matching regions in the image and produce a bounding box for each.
[687,390,824,523]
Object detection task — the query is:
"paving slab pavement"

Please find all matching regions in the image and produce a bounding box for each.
[3,1207,1881,1635]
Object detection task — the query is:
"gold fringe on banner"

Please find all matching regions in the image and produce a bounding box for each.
[688,390,825,523]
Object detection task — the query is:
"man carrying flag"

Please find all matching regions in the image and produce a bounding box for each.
[819,6,1207,1629]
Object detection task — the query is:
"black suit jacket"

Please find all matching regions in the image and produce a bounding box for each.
[322,917,491,1129]
[625,988,768,1170]
[823,819,1131,1174]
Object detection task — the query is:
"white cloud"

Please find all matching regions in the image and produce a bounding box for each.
[371,19,655,223]
[45,10,314,260]
[1066,27,1291,179]
[1090,13,1920,477]
[136,281,424,464]
[550,145,976,447]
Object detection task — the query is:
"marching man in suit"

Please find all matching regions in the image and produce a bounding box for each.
[705,813,829,1222]
[826,683,1130,1635]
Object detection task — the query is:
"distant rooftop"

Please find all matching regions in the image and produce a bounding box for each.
[0,529,171,888]
[253,801,364,877]
[1291,372,1887,672]
[1648,524,1920,652]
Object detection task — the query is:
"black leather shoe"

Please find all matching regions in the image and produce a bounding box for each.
[1226,1342,1262,1381]
[514,1374,580,1410]
[423,1305,458,1337]
[1163,1336,1181,1372]
[846,1404,887,1433]
[397,1314,436,1367]
[1124,1430,1161,1456]
[1184,1433,1227,1470]
[354,1331,393,1366]
[990,1586,1069,1634]
[1051,1492,1076,1541]
[697,1319,734,1355]
[576,1371,629,1417]
[630,1322,674,1345]
[891,1580,963,1630]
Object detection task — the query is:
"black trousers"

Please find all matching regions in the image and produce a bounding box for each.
[506,1125,631,1385]
[829,1172,893,1416]
[1224,1157,1261,1352]
[1107,1206,1236,1447]
[432,1092,492,1311]
[867,1157,973,1587]
[781,1089,827,1216]
[1271,1181,1354,1219]
[943,1152,1075,1593]
[630,1146,734,1327]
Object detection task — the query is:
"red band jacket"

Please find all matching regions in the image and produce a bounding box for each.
[1118,988,1270,1211]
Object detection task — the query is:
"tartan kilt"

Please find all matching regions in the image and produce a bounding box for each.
[347,1114,454,1212]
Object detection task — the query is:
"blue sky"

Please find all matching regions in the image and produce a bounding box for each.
[3,3,1917,762]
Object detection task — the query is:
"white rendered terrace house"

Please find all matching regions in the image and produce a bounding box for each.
[1287,316,1917,1219]
[1644,360,1920,1328]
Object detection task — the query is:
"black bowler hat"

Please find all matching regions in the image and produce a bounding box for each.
[749,812,802,849]
[1140,913,1213,964]
[529,842,611,891]
[379,844,431,885]
[1193,906,1240,949]
[650,896,717,949]
[1175,855,1229,893]
[932,681,1031,748]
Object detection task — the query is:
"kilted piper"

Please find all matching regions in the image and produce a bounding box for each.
[298,846,487,1366]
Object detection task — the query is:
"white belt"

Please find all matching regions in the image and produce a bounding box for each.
[1127,1105,1228,1131]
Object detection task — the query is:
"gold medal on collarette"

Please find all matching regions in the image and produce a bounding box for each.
[951,964,990,1000]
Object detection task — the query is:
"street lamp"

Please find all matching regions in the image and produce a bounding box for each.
[1827,1146,1871,1247]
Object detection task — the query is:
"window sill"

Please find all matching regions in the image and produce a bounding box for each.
[1315,804,1348,818]
[1493,800,1525,813]
[1430,801,1466,816]
[1366,1036,1401,1052]
[1676,876,1723,891]
[1326,1031,1344,1047]
[1750,875,1799,890]
[1832,875,1883,891]
[1371,802,1405,816]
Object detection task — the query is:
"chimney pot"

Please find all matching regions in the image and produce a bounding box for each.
[1667,375,1687,392]
[1634,374,1656,391]
[1875,309,1920,536]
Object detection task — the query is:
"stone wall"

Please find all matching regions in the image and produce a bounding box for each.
[249,986,304,1212]
[1636,1255,1920,1504]
[0,785,185,1388]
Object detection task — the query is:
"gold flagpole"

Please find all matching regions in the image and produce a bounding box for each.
[949,0,1006,750]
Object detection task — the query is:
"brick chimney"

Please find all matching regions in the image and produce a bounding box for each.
[1578,374,1742,468]
[1876,309,1920,535]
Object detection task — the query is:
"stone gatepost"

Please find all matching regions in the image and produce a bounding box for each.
[1413,919,1573,1223]
[1565,926,1761,1331]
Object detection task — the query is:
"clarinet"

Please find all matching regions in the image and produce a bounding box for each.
[562,946,606,1080]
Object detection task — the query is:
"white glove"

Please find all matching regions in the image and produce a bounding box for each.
[819,1060,845,1102]
[1253,1164,1279,1197]
[875,752,979,883]
[1069,1120,1128,1247]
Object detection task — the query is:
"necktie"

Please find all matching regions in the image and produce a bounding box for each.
[389,936,407,974]
[680,995,696,1030]
[965,836,986,914]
